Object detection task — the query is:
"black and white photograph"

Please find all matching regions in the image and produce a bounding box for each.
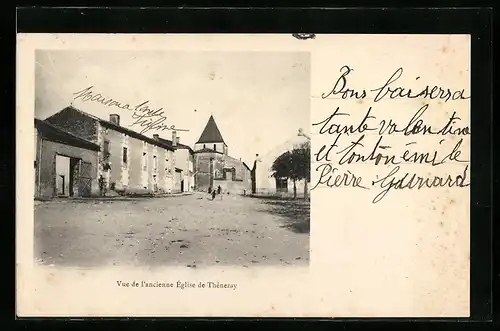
[33,50,311,269]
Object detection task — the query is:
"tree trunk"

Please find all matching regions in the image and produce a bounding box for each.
[293,179,297,199]
[304,180,308,200]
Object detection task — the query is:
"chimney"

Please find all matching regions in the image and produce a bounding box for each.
[176,136,180,144]
[109,114,120,126]
[172,131,177,147]
[153,134,159,141]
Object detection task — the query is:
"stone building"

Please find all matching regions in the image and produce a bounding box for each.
[157,131,195,193]
[44,106,177,195]
[193,115,251,194]
[34,118,100,199]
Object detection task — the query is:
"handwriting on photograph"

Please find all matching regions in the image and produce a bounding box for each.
[72,86,189,134]
[312,66,470,203]
[321,65,470,102]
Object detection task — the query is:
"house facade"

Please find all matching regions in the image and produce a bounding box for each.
[252,134,310,197]
[34,119,100,199]
[193,115,251,194]
[157,132,195,193]
[44,106,177,195]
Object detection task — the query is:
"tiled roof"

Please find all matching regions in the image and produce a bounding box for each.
[176,143,194,154]
[196,115,225,144]
[35,119,100,151]
[193,148,224,154]
[53,106,175,151]
[97,121,175,152]
[157,137,194,154]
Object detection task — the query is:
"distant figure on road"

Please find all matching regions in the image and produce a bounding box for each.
[211,190,216,201]
[208,186,212,194]
[217,185,221,194]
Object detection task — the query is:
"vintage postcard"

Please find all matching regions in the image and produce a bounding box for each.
[16,34,470,317]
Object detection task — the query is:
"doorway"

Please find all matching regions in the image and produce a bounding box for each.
[79,161,92,197]
[181,179,184,192]
[153,175,158,193]
[56,155,70,197]
[55,154,91,198]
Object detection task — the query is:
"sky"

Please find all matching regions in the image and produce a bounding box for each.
[35,50,310,165]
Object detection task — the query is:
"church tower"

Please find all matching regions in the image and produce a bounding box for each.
[194,115,228,155]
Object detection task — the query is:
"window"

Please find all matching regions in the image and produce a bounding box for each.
[122,147,128,165]
[153,155,157,171]
[103,140,110,160]
[276,178,288,193]
[213,144,216,151]
[143,152,147,171]
[165,158,170,172]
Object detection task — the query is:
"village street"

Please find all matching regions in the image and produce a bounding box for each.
[34,193,310,268]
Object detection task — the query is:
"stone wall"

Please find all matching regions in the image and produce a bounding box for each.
[45,107,99,143]
[96,127,176,195]
[36,138,99,198]
[126,135,145,193]
[194,152,251,194]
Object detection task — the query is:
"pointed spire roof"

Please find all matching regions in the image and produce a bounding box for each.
[196,115,226,144]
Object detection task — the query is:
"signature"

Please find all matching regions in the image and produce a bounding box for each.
[72,86,189,134]
[371,165,470,203]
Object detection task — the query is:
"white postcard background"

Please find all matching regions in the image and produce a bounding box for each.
[17,34,470,317]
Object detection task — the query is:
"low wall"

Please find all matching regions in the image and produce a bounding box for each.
[213,179,251,195]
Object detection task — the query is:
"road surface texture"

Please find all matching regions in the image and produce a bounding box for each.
[34,193,310,268]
